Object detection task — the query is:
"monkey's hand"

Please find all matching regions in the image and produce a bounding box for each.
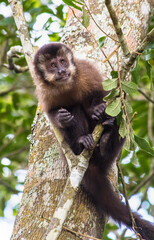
[103,117,116,126]
[78,134,94,150]
[91,102,106,121]
[57,108,75,127]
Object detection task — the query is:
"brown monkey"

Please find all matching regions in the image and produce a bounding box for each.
[33,43,154,240]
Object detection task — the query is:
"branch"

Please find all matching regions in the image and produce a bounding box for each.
[8,0,35,76]
[3,46,29,73]
[0,128,25,153]
[2,145,29,158]
[128,171,154,198]
[105,0,130,57]
[121,28,154,79]
[0,85,33,97]
[0,40,8,67]
[138,88,154,104]
[63,226,102,240]
[43,124,103,240]
[0,178,20,194]
[0,86,17,96]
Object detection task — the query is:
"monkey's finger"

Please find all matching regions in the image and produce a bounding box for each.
[58,109,70,115]
[59,112,72,119]
[79,136,89,149]
[87,135,95,149]
[59,108,68,112]
[58,111,72,120]
[84,135,94,149]
[65,115,74,122]
[64,116,74,124]
[103,117,115,126]
[91,114,99,121]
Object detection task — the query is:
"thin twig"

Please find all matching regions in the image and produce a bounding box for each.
[2,145,29,158]
[128,171,154,198]
[138,88,154,104]
[0,128,24,152]
[63,226,102,240]
[0,178,20,194]
[137,181,151,210]
[130,112,137,123]
[117,163,142,240]
[70,7,114,70]
[121,28,154,80]
[83,0,118,43]
[105,0,130,57]
[103,44,120,63]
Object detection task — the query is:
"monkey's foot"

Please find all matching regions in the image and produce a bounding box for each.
[78,134,94,150]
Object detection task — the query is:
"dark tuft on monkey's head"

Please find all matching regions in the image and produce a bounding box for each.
[34,42,74,66]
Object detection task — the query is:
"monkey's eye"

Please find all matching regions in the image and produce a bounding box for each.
[51,62,56,68]
[60,59,66,65]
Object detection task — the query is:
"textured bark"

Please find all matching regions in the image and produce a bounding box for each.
[11,0,153,240]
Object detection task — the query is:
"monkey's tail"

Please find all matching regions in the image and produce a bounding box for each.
[83,169,154,240]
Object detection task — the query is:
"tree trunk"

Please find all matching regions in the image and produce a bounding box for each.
[11,0,153,239]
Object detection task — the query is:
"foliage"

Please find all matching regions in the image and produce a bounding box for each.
[0,0,66,216]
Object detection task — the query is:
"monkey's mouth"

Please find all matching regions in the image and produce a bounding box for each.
[56,73,71,82]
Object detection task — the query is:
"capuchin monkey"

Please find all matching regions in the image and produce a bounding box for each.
[33,42,154,240]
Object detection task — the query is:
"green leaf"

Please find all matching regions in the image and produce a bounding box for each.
[82,6,90,28]
[56,5,64,20]
[111,71,118,78]
[131,60,140,84]
[142,49,154,61]
[12,93,20,110]
[73,0,83,4]
[102,78,118,91]
[121,80,137,94]
[62,0,82,11]
[125,100,133,113]
[148,59,154,66]
[103,88,120,101]
[105,97,122,117]
[124,135,130,151]
[98,36,106,48]
[134,135,154,156]
[0,17,14,26]
[119,115,127,138]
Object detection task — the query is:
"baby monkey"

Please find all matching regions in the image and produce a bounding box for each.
[33,43,154,240]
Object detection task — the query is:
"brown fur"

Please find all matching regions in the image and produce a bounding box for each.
[34,58,104,112]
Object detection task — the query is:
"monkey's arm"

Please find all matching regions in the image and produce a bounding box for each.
[47,108,75,128]
[48,108,94,155]
[83,91,107,123]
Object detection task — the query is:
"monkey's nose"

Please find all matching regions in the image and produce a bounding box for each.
[58,69,66,75]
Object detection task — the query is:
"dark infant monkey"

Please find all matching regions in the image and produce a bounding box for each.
[33,42,154,240]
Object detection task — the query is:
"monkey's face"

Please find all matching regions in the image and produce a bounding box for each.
[34,43,76,86]
[46,56,72,83]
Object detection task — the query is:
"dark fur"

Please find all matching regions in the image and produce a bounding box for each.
[34,43,154,239]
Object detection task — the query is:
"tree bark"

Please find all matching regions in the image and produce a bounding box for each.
[11,0,153,240]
